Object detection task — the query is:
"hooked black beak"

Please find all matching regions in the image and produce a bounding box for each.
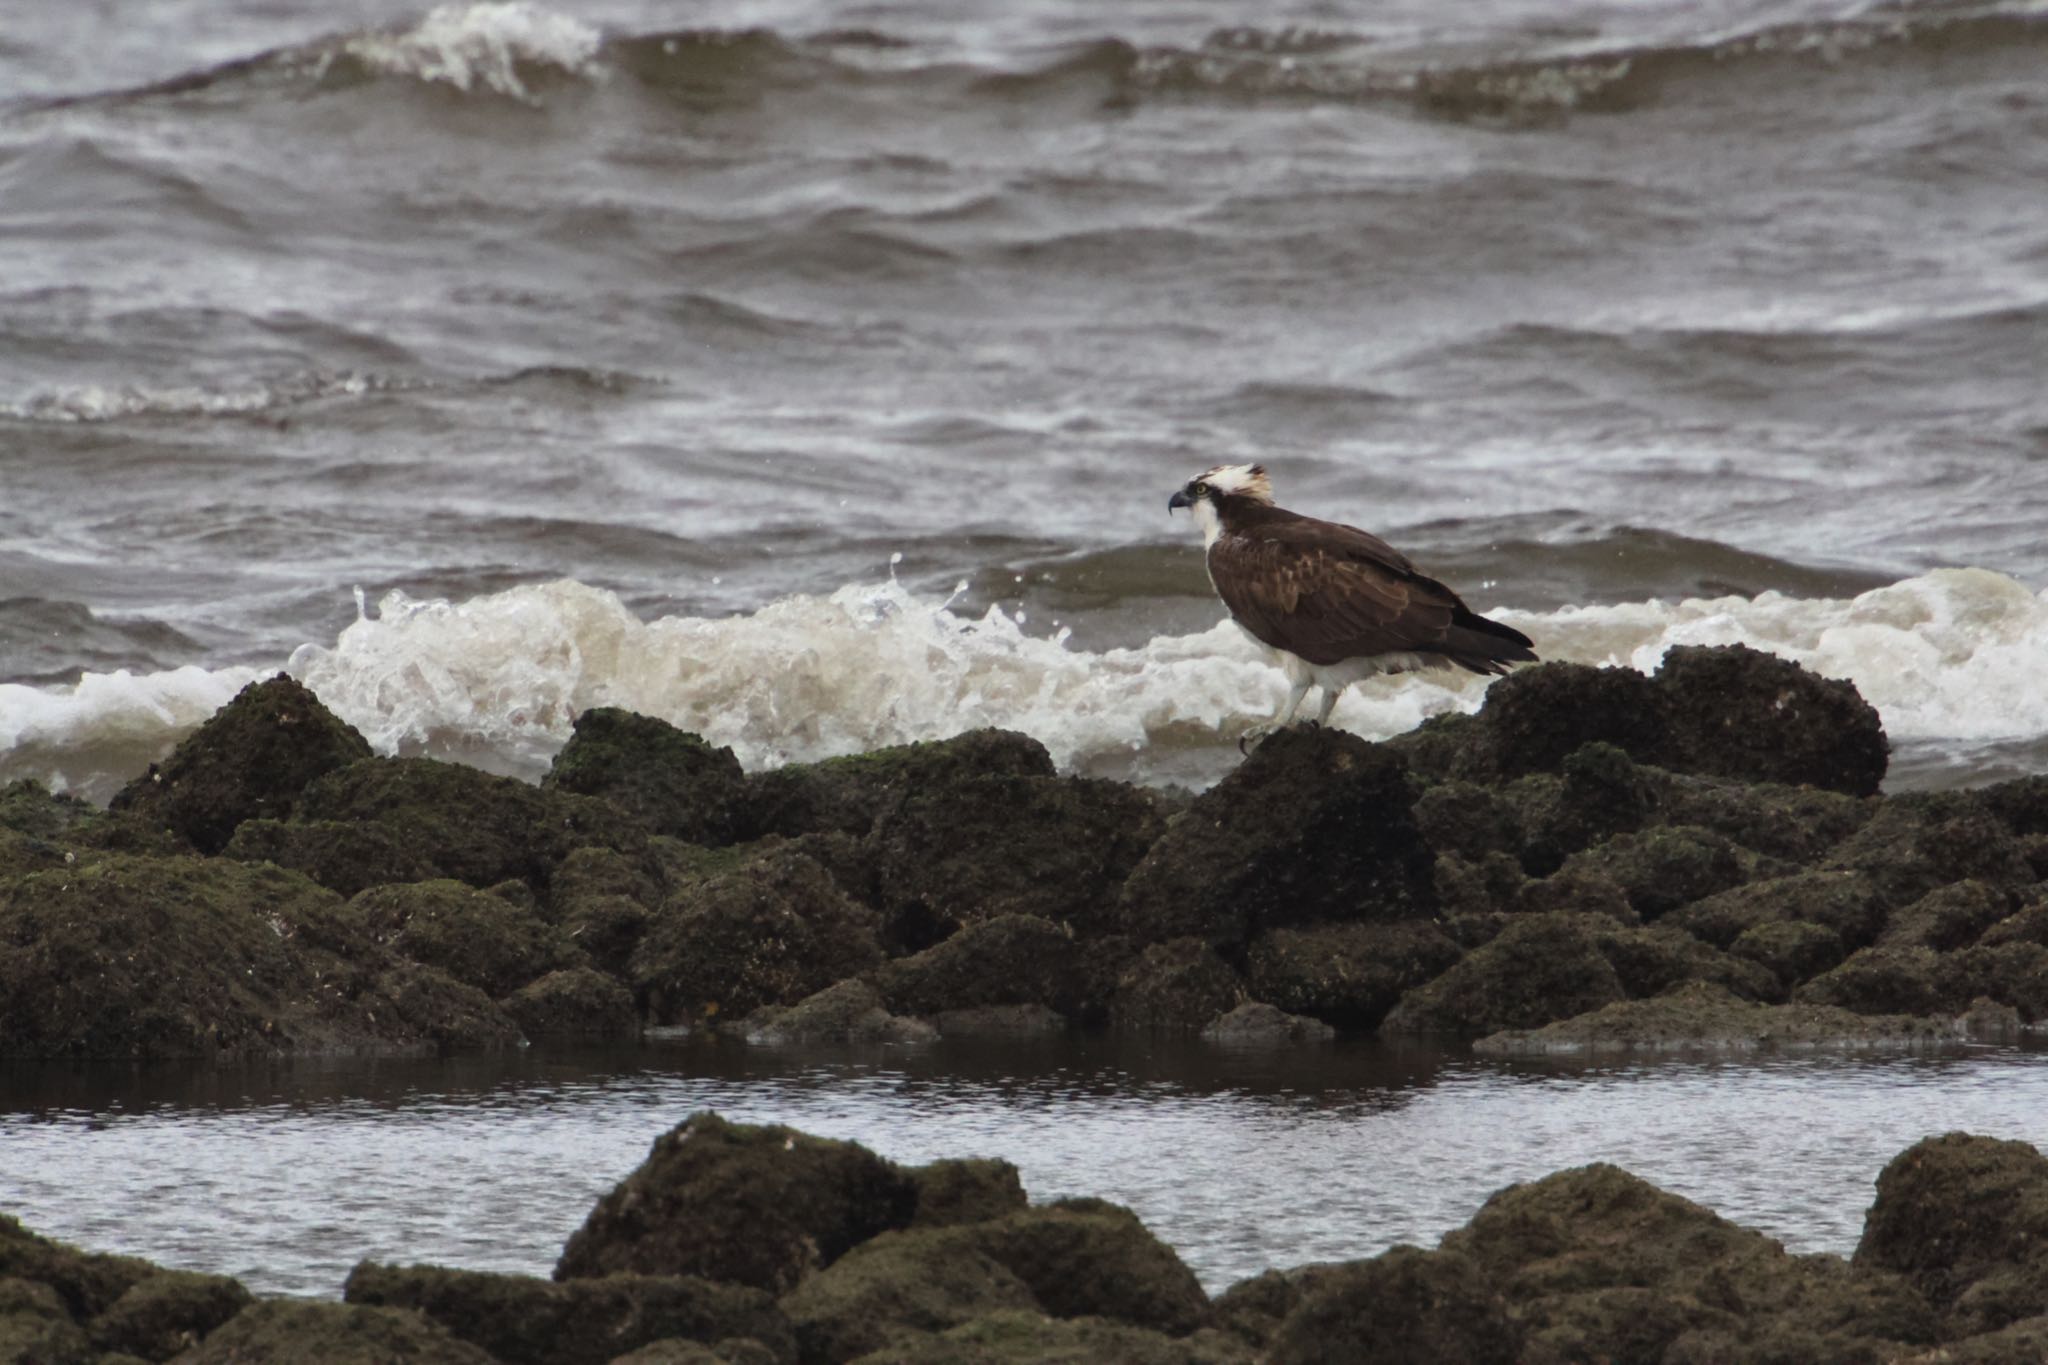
[1167,489,1192,514]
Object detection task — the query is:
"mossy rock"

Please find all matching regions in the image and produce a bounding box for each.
[222,818,436,898]
[1265,1246,1518,1365]
[1822,792,2035,911]
[343,880,586,998]
[343,1263,795,1365]
[631,850,883,1024]
[742,731,1055,841]
[1879,881,2019,952]
[543,709,748,846]
[1666,871,1890,952]
[555,1113,919,1294]
[779,1229,1042,1364]
[1244,922,1462,1030]
[173,1299,498,1363]
[1474,981,1969,1056]
[1118,729,1434,948]
[743,979,935,1046]
[1108,939,1243,1031]
[907,1159,1027,1229]
[1551,825,1761,922]
[503,967,639,1040]
[870,915,1079,1018]
[0,1214,155,1325]
[1380,912,1626,1038]
[1729,919,1850,987]
[88,1269,251,1360]
[109,674,372,855]
[844,1310,1252,1365]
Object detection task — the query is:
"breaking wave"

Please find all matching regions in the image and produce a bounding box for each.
[6,567,2048,805]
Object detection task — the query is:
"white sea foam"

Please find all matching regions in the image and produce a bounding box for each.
[5,568,2047,804]
[338,2,605,100]
[0,373,374,423]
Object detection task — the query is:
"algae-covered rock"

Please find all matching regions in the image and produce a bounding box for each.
[1265,1246,1519,1365]
[556,1113,919,1293]
[1856,1133,2048,1337]
[965,1201,1211,1336]
[556,894,652,980]
[1652,643,1888,796]
[0,854,514,1059]
[0,1213,155,1326]
[1118,728,1433,948]
[0,780,181,858]
[1108,939,1243,1031]
[1729,919,1850,988]
[0,1282,91,1365]
[870,915,1078,1019]
[742,730,1055,841]
[1243,922,1461,1029]
[1796,946,1970,1017]
[1654,774,1873,865]
[109,674,372,855]
[1822,792,2035,910]
[1209,1265,1351,1351]
[743,979,935,1045]
[174,1298,498,1363]
[294,756,647,893]
[1551,824,1759,922]
[778,1230,1043,1364]
[88,1269,251,1361]
[543,709,749,847]
[1200,1001,1334,1042]
[1980,902,2048,950]
[844,1310,1252,1365]
[907,1159,1027,1229]
[1380,912,1626,1037]
[1455,662,1669,781]
[1953,941,2048,1020]
[1474,981,1969,1056]
[343,1263,795,1365]
[1666,870,1889,951]
[222,818,436,898]
[344,879,586,998]
[866,776,1164,939]
[1503,742,1659,873]
[631,850,883,1024]
[1444,1162,1936,1363]
[1880,881,2021,952]
[503,967,640,1040]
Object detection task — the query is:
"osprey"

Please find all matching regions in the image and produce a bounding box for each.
[1169,463,1537,739]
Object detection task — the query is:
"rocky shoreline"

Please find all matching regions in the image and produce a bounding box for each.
[8,1113,2048,1363]
[4,644,2047,1057]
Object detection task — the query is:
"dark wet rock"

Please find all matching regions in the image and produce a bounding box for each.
[1823,792,2036,910]
[1512,863,1640,924]
[778,1230,1042,1364]
[1896,1316,2048,1364]
[965,1201,1211,1335]
[344,879,585,998]
[870,915,1078,1018]
[1380,912,1626,1037]
[907,1160,1027,1229]
[1108,939,1243,1031]
[604,1341,747,1365]
[0,780,182,858]
[1474,981,1971,1056]
[1981,901,2048,949]
[1118,728,1434,949]
[550,845,665,915]
[1653,643,1888,796]
[931,1005,1068,1038]
[1243,922,1463,1030]
[222,818,436,898]
[294,756,647,893]
[843,1310,1251,1365]
[0,1275,91,1365]
[1730,919,1850,987]
[0,1213,154,1325]
[742,731,1055,841]
[174,1298,498,1363]
[343,1263,795,1365]
[1201,1001,1335,1043]
[1506,742,1660,873]
[1265,1246,1518,1365]
[1449,662,1668,782]
[631,849,883,1025]
[1443,1162,1936,1364]
[1666,870,1890,951]
[1797,946,1971,1017]
[1209,1265,1350,1351]
[89,1269,252,1360]
[0,854,516,1059]
[543,708,748,846]
[1953,942,2048,1020]
[558,894,653,980]
[1857,1133,2048,1337]
[109,674,372,856]
[556,1112,919,1293]
[1432,851,1527,917]
[1655,775,1872,865]
[1552,824,1762,922]
[1412,781,1522,860]
[866,775,1164,940]
[504,967,640,1040]
[1594,921,1783,1003]
[743,979,935,1045]
[1880,880,2022,952]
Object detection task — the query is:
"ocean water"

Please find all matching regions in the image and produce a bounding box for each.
[3,0,2047,799]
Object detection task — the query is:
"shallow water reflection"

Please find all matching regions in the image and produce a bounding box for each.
[5,1036,2047,1297]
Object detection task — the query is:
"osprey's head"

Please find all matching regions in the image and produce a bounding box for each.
[1167,463,1273,515]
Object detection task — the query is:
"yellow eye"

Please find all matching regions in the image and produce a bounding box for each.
[1192,482,1210,496]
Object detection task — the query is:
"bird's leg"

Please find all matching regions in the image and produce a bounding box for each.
[1313,683,1345,728]
[1240,677,1312,753]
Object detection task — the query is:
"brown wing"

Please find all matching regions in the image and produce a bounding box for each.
[1208,514,1536,675]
